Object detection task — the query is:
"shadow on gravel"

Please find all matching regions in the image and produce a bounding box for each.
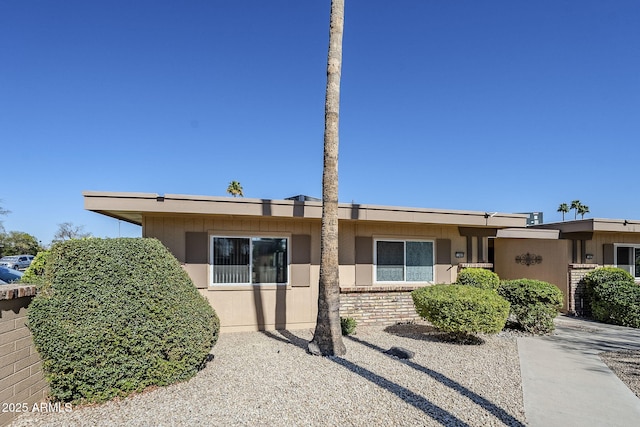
[262,329,471,426]
[347,335,525,427]
[330,357,472,427]
[384,323,485,345]
[383,323,442,341]
[263,329,522,426]
[261,329,309,351]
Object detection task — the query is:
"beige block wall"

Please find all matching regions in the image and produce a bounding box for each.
[494,238,572,311]
[145,215,319,332]
[144,215,464,332]
[342,222,465,285]
[587,232,640,266]
[0,290,48,427]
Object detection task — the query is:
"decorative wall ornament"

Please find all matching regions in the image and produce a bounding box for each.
[515,252,543,266]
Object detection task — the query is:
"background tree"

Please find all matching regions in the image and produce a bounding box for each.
[0,201,9,233]
[308,0,346,357]
[52,222,91,244]
[570,200,582,220]
[226,181,244,197]
[578,204,590,219]
[557,203,569,221]
[0,231,43,256]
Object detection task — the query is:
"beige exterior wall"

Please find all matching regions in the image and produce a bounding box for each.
[494,238,572,311]
[587,232,640,267]
[144,214,319,333]
[143,214,467,332]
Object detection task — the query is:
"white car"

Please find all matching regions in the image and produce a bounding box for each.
[0,255,34,270]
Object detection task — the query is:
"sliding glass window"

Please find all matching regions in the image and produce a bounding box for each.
[375,240,434,283]
[615,244,640,279]
[211,236,288,285]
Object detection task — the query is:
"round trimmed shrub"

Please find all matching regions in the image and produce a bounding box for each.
[456,268,500,290]
[411,285,509,338]
[28,238,220,403]
[497,279,563,334]
[584,268,640,327]
[584,267,634,288]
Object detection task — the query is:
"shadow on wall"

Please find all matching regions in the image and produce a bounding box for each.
[252,284,287,331]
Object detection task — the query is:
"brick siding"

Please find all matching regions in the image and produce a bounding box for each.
[339,286,422,326]
[0,285,48,427]
[568,264,599,316]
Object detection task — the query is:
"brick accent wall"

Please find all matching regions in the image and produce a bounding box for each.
[568,264,599,316]
[0,285,48,427]
[340,286,423,326]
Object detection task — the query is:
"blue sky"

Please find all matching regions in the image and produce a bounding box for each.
[1,0,639,245]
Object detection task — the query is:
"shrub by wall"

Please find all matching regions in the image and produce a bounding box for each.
[411,285,509,338]
[498,279,563,334]
[20,250,50,285]
[584,267,634,289]
[456,268,500,290]
[584,267,640,328]
[28,238,220,403]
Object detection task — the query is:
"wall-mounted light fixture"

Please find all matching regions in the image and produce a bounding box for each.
[455,251,465,259]
[585,253,594,260]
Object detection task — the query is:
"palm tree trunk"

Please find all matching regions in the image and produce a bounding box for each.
[308,0,346,356]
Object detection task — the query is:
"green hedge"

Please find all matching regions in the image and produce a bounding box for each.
[28,238,220,403]
[584,267,640,328]
[411,285,509,338]
[497,279,563,334]
[456,268,500,290]
[20,250,50,285]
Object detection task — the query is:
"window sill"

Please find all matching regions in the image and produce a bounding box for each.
[341,284,430,293]
[208,284,291,291]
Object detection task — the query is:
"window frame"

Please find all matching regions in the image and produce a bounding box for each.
[209,234,290,286]
[373,238,435,284]
[613,243,640,280]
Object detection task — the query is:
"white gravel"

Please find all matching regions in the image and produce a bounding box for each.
[601,350,640,399]
[11,324,526,427]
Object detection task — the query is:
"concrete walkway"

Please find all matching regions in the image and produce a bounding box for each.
[518,315,640,427]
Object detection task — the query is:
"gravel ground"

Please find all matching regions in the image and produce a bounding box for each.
[600,350,640,399]
[11,324,526,427]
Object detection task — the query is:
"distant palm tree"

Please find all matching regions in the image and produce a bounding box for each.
[557,203,569,221]
[226,181,244,197]
[570,200,582,220]
[578,204,590,219]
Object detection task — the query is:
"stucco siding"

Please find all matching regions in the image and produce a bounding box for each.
[143,214,466,331]
[494,238,571,310]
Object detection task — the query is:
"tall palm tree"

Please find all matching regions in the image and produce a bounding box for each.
[226,181,244,197]
[557,203,569,221]
[578,204,590,219]
[570,200,581,220]
[308,0,346,357]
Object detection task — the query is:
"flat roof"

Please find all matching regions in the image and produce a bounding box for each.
[531,218,640,234]
[83,191,529,229]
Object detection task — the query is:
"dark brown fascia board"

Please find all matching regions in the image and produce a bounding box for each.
[83,191,528,228]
